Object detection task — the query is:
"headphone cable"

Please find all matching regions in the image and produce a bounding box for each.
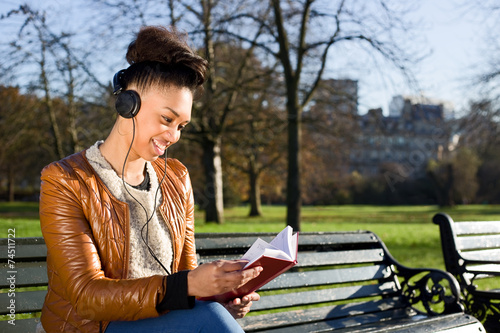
[121,117,171,275]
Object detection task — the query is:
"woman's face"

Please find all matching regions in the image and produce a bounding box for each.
[129,85,193,162]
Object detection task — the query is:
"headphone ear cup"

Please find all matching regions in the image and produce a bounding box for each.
[115,90,141,118]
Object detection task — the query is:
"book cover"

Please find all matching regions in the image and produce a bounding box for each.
[199,226,298,302]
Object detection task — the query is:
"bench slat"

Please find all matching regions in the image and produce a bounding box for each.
[198,254,241,263]
[253,282,399,311]
[195,232,378,250]
[0,262,48,288]
[457,234,500,251]
[460,248,500,263]
[238,298,407,331]
[297,232,379,246]
[454,221,500,235]
[0,317,39,332]
[0,238,47,261]
[465,264,500,274]
[261,265,392,291]
[199,249,385,269]
[351,312,485,333]
[266,311,484,333]
[0,290,46,315]
[297,249,385,267]
[261,311,408,333]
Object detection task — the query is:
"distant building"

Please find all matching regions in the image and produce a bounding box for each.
[308,82,456,181]
[349,98,454,179]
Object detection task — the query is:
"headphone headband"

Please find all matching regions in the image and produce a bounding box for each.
[112,68,141,118]
[112,69,127,95]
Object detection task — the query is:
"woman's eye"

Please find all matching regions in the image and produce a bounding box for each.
[162,116,172,123]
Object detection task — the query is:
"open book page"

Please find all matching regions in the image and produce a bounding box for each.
[241,238,291,268]
[269,225,297,260]
[241,226,297,269]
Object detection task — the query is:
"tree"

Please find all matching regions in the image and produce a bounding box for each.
[88,0,273,223]
[427,145,481,207]
[0,86,46,201]
[1,5,109,158]
[223,68,287,216]
[241,0,424,230]
[181,0,274,223]
[0,4,116,200]
[302,79,359,205]
[5,6,66,159]
[427,160,455,207]
[0,0,425,215]
[457,100,500,203]
[451,148,481,204]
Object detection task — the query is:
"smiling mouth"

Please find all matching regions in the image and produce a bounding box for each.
[153,139,169,153]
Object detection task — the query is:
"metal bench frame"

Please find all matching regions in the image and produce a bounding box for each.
[434,212,500,332]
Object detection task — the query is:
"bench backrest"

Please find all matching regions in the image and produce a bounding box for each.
[1,231,460,332]
[196,231,460,331]
[433,212,500,284]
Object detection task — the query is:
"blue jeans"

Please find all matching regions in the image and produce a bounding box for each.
[105,300,244,333]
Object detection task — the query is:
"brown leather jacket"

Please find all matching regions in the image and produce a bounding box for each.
[39,150,197,332]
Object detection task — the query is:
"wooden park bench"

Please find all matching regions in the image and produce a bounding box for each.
[1,231,485,332]
[433,212,500,332]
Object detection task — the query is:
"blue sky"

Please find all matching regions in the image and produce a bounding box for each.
[0,0,491,116]
[357,0,487,115]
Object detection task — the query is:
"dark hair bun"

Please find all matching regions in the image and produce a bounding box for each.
[124,26,207,91]
[127,26,191,66]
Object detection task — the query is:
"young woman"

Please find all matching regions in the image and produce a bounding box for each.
[38,25,261,333]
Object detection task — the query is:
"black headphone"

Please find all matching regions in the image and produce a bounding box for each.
[113,69,141,118]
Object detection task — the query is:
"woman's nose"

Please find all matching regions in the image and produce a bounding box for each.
[165,128,180,143]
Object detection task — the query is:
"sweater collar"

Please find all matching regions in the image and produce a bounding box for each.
[85,141,160,203]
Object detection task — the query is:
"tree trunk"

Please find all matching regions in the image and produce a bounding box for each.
[65,49,82,154]
[198,0,224,223]
[248,160,262,217]
[427,163,455,207]
[202,136,224,223]
[271,0,305,232]
[443,163,455,207]
[8,166,15,202]
[68,101,80,153]
[286,100,302,231]
[40,39,65,160]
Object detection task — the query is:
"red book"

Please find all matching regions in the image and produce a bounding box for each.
[199,226,298,303]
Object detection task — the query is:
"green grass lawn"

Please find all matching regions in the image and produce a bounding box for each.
[2,202,500,272]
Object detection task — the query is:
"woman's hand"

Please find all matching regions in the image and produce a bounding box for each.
[223,292,260,319]
[187,260,262,297]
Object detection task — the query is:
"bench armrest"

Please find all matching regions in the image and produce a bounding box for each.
[396,266,464,316]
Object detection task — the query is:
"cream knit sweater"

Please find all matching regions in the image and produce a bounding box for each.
[85,141,173,278]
